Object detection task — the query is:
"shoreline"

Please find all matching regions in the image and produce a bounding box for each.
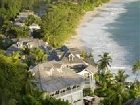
[65,0,119,50]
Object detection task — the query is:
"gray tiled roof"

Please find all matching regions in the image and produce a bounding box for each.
[6,44,20,55]
[61,54,85,65]
[6,38,47,55]
[30,61,84,92]
[85,65,98,74]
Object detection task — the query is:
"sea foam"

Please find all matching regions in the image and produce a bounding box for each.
[78,0,140,81]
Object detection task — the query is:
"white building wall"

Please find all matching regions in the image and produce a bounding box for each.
[57,90,84,105]
[77,70,96,90]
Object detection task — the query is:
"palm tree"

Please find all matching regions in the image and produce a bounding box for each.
[129,80,140,98]
[22,72,36,95]
[115,70,129,83]
[129,80,140,99]
[30,48,46,63]
[102,83,130,105]
[97,52,112,74]
[132,60,140,80]
[10,51,21,63]
[94,70,114,93]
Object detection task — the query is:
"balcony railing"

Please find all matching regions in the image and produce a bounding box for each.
[53,87,82,98]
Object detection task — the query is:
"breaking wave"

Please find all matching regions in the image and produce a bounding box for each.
[78,0,140,81]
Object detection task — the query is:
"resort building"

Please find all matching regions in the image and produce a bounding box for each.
[13,10,41,35]
[48,46,86,66]
[29,23,41,32]
[29,61,85,105]
[71,64,98,89]
[14,10,39,25]
[48,46,97,89]
[6,38,49,55]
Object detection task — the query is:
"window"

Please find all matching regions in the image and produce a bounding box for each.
[67,87,71,90]
[55,91,59,94]
[73,85,76,89]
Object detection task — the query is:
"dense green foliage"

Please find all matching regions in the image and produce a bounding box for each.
[0,0,40,37]
[3,0,139,105]
[0,53,27,105]
[97,52,112,74]
[0,38,13,50]
[0,0,110,47]
[41,0,110,47]
[0,0,39,23]
[132,60,140,73]
[25,15,41,26]
[132,60,140,81]
[0,53,70,105]
[23,48,47,67]
[83,88,94,97]
[94,53,140,105]
[41,2,83,47]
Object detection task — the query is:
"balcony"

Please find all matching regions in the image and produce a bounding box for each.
[51,86,82,98]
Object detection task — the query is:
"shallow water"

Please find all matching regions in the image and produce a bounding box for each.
[79,0,140,81]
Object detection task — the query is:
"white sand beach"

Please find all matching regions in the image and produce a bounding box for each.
[65,0,119,49]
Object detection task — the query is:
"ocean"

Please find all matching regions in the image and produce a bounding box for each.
[79,0,140,81]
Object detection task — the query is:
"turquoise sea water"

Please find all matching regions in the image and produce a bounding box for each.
[79,0,140,81]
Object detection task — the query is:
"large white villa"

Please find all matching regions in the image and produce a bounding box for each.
[29,50,98,105]
[29,61,85,105]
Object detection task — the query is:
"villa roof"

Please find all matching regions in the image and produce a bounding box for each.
[61,54,85,65]
[16,10,39,21]
[48,46,85,65]
[18,38,45,44]
[60,49,85,65]
[69,48,82,54]
[14,10,40,28]
[6,44,20,55]
[30,61,84,92]
[71,64,97,74]
[52,62,62,68]
[6,38,47,55]
[85,65,98,74]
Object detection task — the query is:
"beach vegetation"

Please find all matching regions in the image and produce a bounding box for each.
[97,52,112,74]
[40,0,112,47]
[0,52,70,105]
[83,88,94,97]
[94,55,140,105]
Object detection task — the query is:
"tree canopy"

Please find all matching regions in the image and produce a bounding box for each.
[0,53,70,105]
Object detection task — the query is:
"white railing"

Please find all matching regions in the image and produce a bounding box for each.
[54,87,82,98]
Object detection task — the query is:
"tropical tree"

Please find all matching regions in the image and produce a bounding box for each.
[21,71,37,95]
[1,21,13,35]
[132,60,140,71]
[10,51,21,63]
[132,60,140,80]
[21,94,41,105]
[41,95,70,105]
[25,15,41,26]
[94,70,114,87]
[115,70,129,83]
[97,52,112,74]
[83,88,94,96]
[0,54,27,105]
[0,52,69,105]
[129,80,140,98]
[30,48,46,63]
[101,83,130,105]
